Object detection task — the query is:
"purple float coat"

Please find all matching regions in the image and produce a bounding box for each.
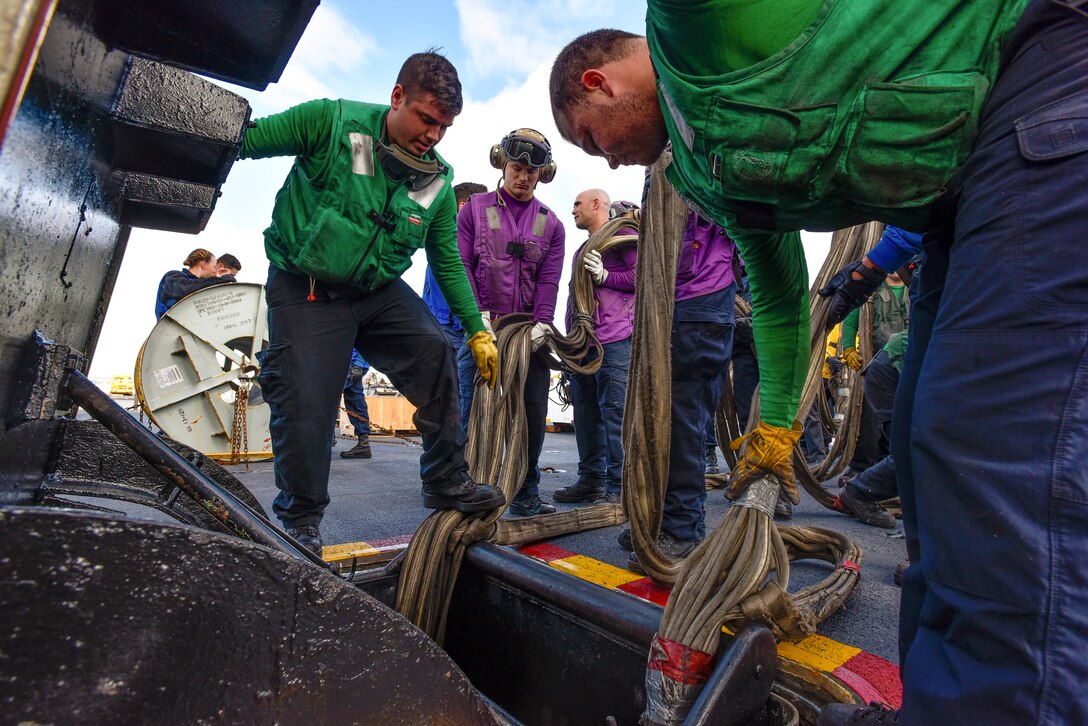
[566,229,638,345]
[457,187,565,322]
[676,214,737,302]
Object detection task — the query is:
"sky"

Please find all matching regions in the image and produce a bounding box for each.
[89,0,831,379]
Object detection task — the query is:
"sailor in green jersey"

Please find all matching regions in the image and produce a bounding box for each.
[550,2,1088,724]
[241,52,504,556]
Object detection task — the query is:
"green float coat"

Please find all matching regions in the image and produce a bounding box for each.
[646,0,1028,425]
[842,283,908,354]
[242,99,484,336]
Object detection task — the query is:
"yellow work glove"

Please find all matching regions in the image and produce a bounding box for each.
[467,330,498,389]
[843,347,863,371]
[727,420,804,504]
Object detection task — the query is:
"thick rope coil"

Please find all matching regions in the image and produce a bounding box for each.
[629,152,863,726]
[396,215,640,641]
[709,222,885,508]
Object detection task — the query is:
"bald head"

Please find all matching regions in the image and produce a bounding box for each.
[572,188,611,234]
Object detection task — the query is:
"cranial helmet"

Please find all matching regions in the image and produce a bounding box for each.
[609,200,641,220]
[490,128,557,184]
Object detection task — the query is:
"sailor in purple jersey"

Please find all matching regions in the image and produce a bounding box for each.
[456,129,566,516]
[554,189,637,506]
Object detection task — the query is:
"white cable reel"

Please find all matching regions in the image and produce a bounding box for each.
[135,282,272,462]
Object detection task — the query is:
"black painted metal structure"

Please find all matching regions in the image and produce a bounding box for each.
[445,544,778,726]
[91,0,319,91]
[64,367,325,566]
[0,508,497,725]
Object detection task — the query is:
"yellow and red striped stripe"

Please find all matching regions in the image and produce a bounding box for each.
[518,541,902,708]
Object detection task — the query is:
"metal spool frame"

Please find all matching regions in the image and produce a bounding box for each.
[135,282,272,462]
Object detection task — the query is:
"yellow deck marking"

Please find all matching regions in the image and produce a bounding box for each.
[548,555,645,589]
[322,541,380,562]
[531,546,866,676]
[778,634,861,673]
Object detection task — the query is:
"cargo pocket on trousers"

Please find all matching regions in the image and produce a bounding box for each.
[1014,89,1088,307]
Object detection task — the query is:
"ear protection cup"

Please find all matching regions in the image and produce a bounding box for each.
[537,162,556,184]
[489,144,505,170]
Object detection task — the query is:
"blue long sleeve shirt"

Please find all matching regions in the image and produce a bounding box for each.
[867,226,924,274]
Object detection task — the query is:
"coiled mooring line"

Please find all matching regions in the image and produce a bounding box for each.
[628,153,865,725]
[395,215,640,643]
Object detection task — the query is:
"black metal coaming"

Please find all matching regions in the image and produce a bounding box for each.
[386,543,777,726]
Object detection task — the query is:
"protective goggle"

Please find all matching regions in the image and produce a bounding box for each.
[501,133,552,168]
[375,138,448,191]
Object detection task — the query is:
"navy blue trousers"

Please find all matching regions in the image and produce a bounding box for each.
[259,267,468,529]
[851,350,899,500]
[894,3,1088,722]
[731,344,759,429]
[666,286,735,541]
[342,367,371,436]
[571,338,632,496]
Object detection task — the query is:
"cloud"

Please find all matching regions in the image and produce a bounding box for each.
[455,0,644,83]
[247,5,379,114]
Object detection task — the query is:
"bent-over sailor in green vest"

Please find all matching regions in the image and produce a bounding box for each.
[549,2,1088,724]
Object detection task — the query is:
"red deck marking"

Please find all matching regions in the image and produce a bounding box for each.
[518,542,575,562]
[840,651,903,708]
[834,666,889,707]
[617,577,672,606]
[367,534,412,548]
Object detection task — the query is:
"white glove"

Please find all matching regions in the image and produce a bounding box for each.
[530,322,551,352]
[480,311,496,341]
[583,249,608,285]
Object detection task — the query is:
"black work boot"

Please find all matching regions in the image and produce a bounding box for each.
[554,479,605,503]
[817,702,900,725]
[839,482,896,529]
[627,532,699,574]
[508,490,557,516]
[287,524,323,556]
[593,491,621,505]
[705,446,720,475]
[340,433,372,459]
[618,527,633,551]
[422,479,506,513]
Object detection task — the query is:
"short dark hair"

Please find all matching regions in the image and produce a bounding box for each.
[218,253,241,273]
[397,49,463,116]
[453,182,487,206]
[550,30,642,126]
